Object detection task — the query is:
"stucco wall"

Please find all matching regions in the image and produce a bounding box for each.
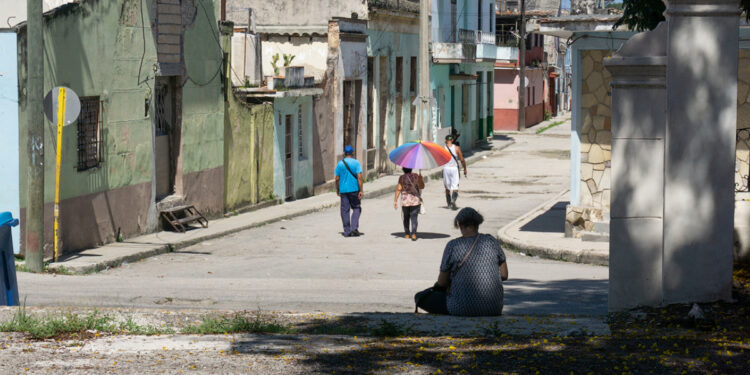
[578,49,611,210]
[262,36,328,82]
[226,0,367,27]
[367,14,419,172]
[224,100,274,210]
[0,32,20,254]
[274,96,315,201]
[432,62,494,150]
[16,0,225,255]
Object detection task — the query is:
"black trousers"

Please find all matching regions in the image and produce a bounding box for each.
[414,288,448,314]
[402,205,420,234]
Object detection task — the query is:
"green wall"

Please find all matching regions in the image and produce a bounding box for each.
[430,62,494,149]
[17,0,225,207]
[367,28,420,151]
[224,100,274,210]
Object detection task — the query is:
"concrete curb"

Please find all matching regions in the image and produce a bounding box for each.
[47,140,515,275]
[496,189,609,266]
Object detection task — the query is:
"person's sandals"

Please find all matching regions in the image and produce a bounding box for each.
[404,233,411,239]
[411,234,417,241]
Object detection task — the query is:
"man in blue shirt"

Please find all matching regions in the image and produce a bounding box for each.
[335,145,364,237]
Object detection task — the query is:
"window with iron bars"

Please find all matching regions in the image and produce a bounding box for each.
[77,96,102,171]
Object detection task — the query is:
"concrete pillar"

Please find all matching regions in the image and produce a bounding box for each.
[663,0,738,304]
[605,23,668,311]
[605,0,738,311]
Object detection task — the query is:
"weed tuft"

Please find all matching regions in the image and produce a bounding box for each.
[0,305,173,339]
[182,314,295,335]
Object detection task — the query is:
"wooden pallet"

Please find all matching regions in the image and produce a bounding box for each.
[160,205,208,233]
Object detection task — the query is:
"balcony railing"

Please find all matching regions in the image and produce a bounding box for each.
[476,30,495,45]
[457,28,476,44]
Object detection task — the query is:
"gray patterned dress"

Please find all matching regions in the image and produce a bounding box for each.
[439,234,506,316]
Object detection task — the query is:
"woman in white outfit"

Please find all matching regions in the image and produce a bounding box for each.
[443,134,467,210]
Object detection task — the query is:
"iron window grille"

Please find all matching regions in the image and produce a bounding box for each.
[77,96,102,171]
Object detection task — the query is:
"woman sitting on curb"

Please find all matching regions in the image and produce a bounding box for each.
[415,207,509,316]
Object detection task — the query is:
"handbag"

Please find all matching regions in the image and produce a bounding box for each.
[414,235,480,313]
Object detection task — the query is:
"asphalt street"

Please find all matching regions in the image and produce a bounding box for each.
[17,121,609,316]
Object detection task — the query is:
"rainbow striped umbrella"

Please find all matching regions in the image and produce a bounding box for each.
[388,141,453,170]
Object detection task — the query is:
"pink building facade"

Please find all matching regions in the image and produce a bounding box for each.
[493,66,546,131]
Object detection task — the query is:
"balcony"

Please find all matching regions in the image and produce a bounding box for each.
[475,31,497,61]
[432,29,498,63]
[457,28,476,44]
[496,45,519,62]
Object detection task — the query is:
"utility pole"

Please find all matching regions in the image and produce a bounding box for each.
[418,0,432,142]
[517,0,526,131]
[25,0,44,272]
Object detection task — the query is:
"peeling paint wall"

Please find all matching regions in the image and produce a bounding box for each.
[262,36,328,82]
[273,96,315,201]
[226,0,368,27]
[224,100,274,210]
[16,0,225,255]
[367,12,419,174]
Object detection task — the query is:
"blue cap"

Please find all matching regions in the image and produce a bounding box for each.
[0,212,18,227]
[344,145,354,154]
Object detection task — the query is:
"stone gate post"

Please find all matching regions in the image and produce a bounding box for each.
[663,0,738,305]
[605,0,739,311]
[605,24,668,311]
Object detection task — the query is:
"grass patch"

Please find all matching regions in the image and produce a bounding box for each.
[182,314,296,335]
[0,306,173,339]
[535,120,565,134]
[14,262,77,275]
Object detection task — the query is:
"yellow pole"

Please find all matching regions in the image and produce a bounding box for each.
[54,87,65,262]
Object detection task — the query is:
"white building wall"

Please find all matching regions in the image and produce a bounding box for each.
[262,36,328,82]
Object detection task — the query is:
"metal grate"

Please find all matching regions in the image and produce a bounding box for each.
[298,106,304,160]
[155,83,169,136]
[77,97,101,171]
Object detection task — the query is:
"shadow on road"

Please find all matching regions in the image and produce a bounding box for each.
[389,232,451,240]
[493,134,514,142]
[503,278,607,316]
[519,201,568,233]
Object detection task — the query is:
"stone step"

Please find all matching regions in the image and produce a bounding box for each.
[581,231,610,243]
[593,221,610,234]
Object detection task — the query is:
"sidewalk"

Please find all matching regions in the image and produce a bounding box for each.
[46,139,514,275]
[496,190,609,266]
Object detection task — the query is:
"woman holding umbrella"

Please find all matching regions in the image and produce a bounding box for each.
[389,141,454,240]
[394,167,425,240]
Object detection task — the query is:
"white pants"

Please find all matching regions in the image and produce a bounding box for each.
[443,166,460,191]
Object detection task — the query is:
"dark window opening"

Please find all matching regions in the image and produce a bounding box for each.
[396,56,403,95]
[77,96,102,171]
[409,56,417,95]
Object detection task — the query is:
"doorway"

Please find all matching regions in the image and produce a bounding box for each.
[285,114,294,200]
[343,79,362,158]
[154,76,178,200]
[367,57,375,171]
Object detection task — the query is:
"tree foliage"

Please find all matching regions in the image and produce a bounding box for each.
[615,0,750,31]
